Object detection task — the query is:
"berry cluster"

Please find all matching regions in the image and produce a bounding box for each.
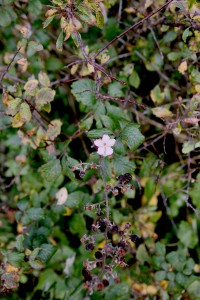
[106,173,134,196]
[80,219,141,295]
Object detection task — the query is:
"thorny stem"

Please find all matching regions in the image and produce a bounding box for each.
[94,0,175,58]
[99,156,110,221]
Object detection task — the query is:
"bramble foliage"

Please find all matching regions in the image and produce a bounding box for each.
[0,0,200,299]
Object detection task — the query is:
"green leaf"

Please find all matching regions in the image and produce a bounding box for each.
[7,252,24,267]
[182,28,193,43]
[27,41,43,57]
[56,30,64,52]
[67,191,87,209]
[35,87,56,110]
[102,156,112,181]
[88,128,113,139]
[69,214,86,237]
[79,116,93,130]
[155,270,166,281]
[187,280,200,298]
[121,124,145,151]
[27,208,45,221]
[71,79,96,107]
[155,242,166,257]
[136,244,151,264]
[16,235,24,252]
[167,52,182,61]
[38,244,57,263]
[108,82,124,97]
[38,159,62,182]
[177,221,198,249]
[43,15,55,29]
[35,269,59,291]
[150,85,164,103]
[182,141,196,154]
[113,154,135,176]
[0,7,11,27]
[129,70,140,89]
[163,30,177,43]
[28,0,42,16]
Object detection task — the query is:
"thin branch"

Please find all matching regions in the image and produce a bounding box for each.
[0,48,21,84]
[94,0,174,58]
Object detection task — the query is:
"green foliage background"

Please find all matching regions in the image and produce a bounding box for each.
[0,0,200,299]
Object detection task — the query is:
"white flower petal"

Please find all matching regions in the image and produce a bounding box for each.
[56,187,68,205]
[97,146,106,156]
[107,138,116,147]
[105,147,113,156]
[94,139,104,147]
[102,134,110,142]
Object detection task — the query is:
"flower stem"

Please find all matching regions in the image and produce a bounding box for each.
[99,156,109,221]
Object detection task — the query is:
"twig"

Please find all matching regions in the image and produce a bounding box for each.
[0,48,21,84]
[94,0,174,58]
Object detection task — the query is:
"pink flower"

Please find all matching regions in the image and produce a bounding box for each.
[94,134,116,157]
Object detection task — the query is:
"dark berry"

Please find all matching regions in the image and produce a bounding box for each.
[96,261,103,268]
[111,225,119,233]
[85,243,94,250]
[95,251,103,259]
[124,173,132,183]
[117,175,125,184]
[98,219,107,232]
[119,230,125,236]
[130,234,140,243]
[102,279,109,287]
[82,268,92,282]
[118,241,126,249]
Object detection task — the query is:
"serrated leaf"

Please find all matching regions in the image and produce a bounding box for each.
[108,82,124,97]
[121,124,145,151]
[113,154,135,176]
[6,98,21,115]
[27,208,44,221]
[79,116,93,130]
[46,119,62,140]
[155,242,166,256]
[12,112,25,128]
[56,30,64,52]
[35,88,56,110]
[177,221,198,249]
[88,128,113,139]
[7,253,24,267]
[29,259,44,270]
[24,79,39,96]
[38,244,57,263]
[69,214,86,237]
[71,79,96,107]
[38,159,62,182]
[43,15,55,28]
[19,102,32,122]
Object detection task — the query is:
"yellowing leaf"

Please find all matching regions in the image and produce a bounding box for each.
[45,8,58,17]
[152,107,173,118]
[19,102,32,122]
[178,61,187,74]
[24,79,39,96]
[35,88,56,110]
[46,119,62,140]
[38,71,50,87]
[12,112,25,128]
[71,64,78,75]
